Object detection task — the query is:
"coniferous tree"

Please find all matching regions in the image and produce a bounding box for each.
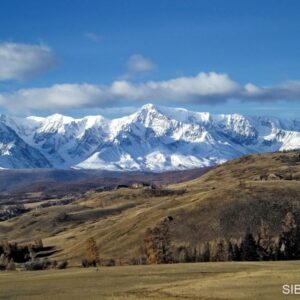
[213,239,227,261]
[227,240,234,261]
[231,239,242,261]
[240,230,259,261]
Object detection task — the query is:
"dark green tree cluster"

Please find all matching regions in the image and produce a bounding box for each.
[172,212,300,263]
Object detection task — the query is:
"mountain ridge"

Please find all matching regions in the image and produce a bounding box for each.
[0,103,300,170]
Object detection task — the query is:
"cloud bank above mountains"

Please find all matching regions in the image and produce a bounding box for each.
[0,42,299,114]
[1,72,300,113]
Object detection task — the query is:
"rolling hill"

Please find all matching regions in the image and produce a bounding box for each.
[0,150,300,264]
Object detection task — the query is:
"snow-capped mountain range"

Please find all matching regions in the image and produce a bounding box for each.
[0,103,299,171]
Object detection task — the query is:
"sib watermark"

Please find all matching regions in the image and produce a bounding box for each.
[282,284,300,295]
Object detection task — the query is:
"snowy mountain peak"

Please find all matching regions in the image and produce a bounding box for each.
[140,103,158,111]
[45,113,75,124]
[0,104,299,171]
[135,103,165,120]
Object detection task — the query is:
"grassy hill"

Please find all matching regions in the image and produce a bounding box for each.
[0,151,300,264]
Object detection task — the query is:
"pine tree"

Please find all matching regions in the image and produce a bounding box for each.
[213,239,227,261]
[227,241,234,261]
[232,242,241,261]
[240,230,259,261]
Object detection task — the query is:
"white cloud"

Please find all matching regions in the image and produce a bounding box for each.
[145,72,240,101]
[0,84,109,112]
[0,72,300,113]
[0,42,56,81]
[241,80,300,101]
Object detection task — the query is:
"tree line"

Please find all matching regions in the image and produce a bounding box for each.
[1,211,299,270]
[132,212,300,264]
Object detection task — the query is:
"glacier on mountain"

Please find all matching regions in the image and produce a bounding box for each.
[0,103,299,171]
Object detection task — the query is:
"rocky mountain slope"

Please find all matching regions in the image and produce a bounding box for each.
[0,104,300,170]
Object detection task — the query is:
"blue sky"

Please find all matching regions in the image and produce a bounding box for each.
[0,0,300,118]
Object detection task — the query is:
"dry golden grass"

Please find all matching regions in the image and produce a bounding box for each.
[1,261,300,299]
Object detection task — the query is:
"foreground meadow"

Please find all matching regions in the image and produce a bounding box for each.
[0,261,299,300]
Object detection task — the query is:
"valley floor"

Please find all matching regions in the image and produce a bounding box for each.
[0,261,299,300]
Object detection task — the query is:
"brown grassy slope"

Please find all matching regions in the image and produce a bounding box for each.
[0,151,300,263]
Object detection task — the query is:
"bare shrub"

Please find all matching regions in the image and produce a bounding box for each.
[81,259,96,268]
[57,260,68,269]
[24,259,51,271]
